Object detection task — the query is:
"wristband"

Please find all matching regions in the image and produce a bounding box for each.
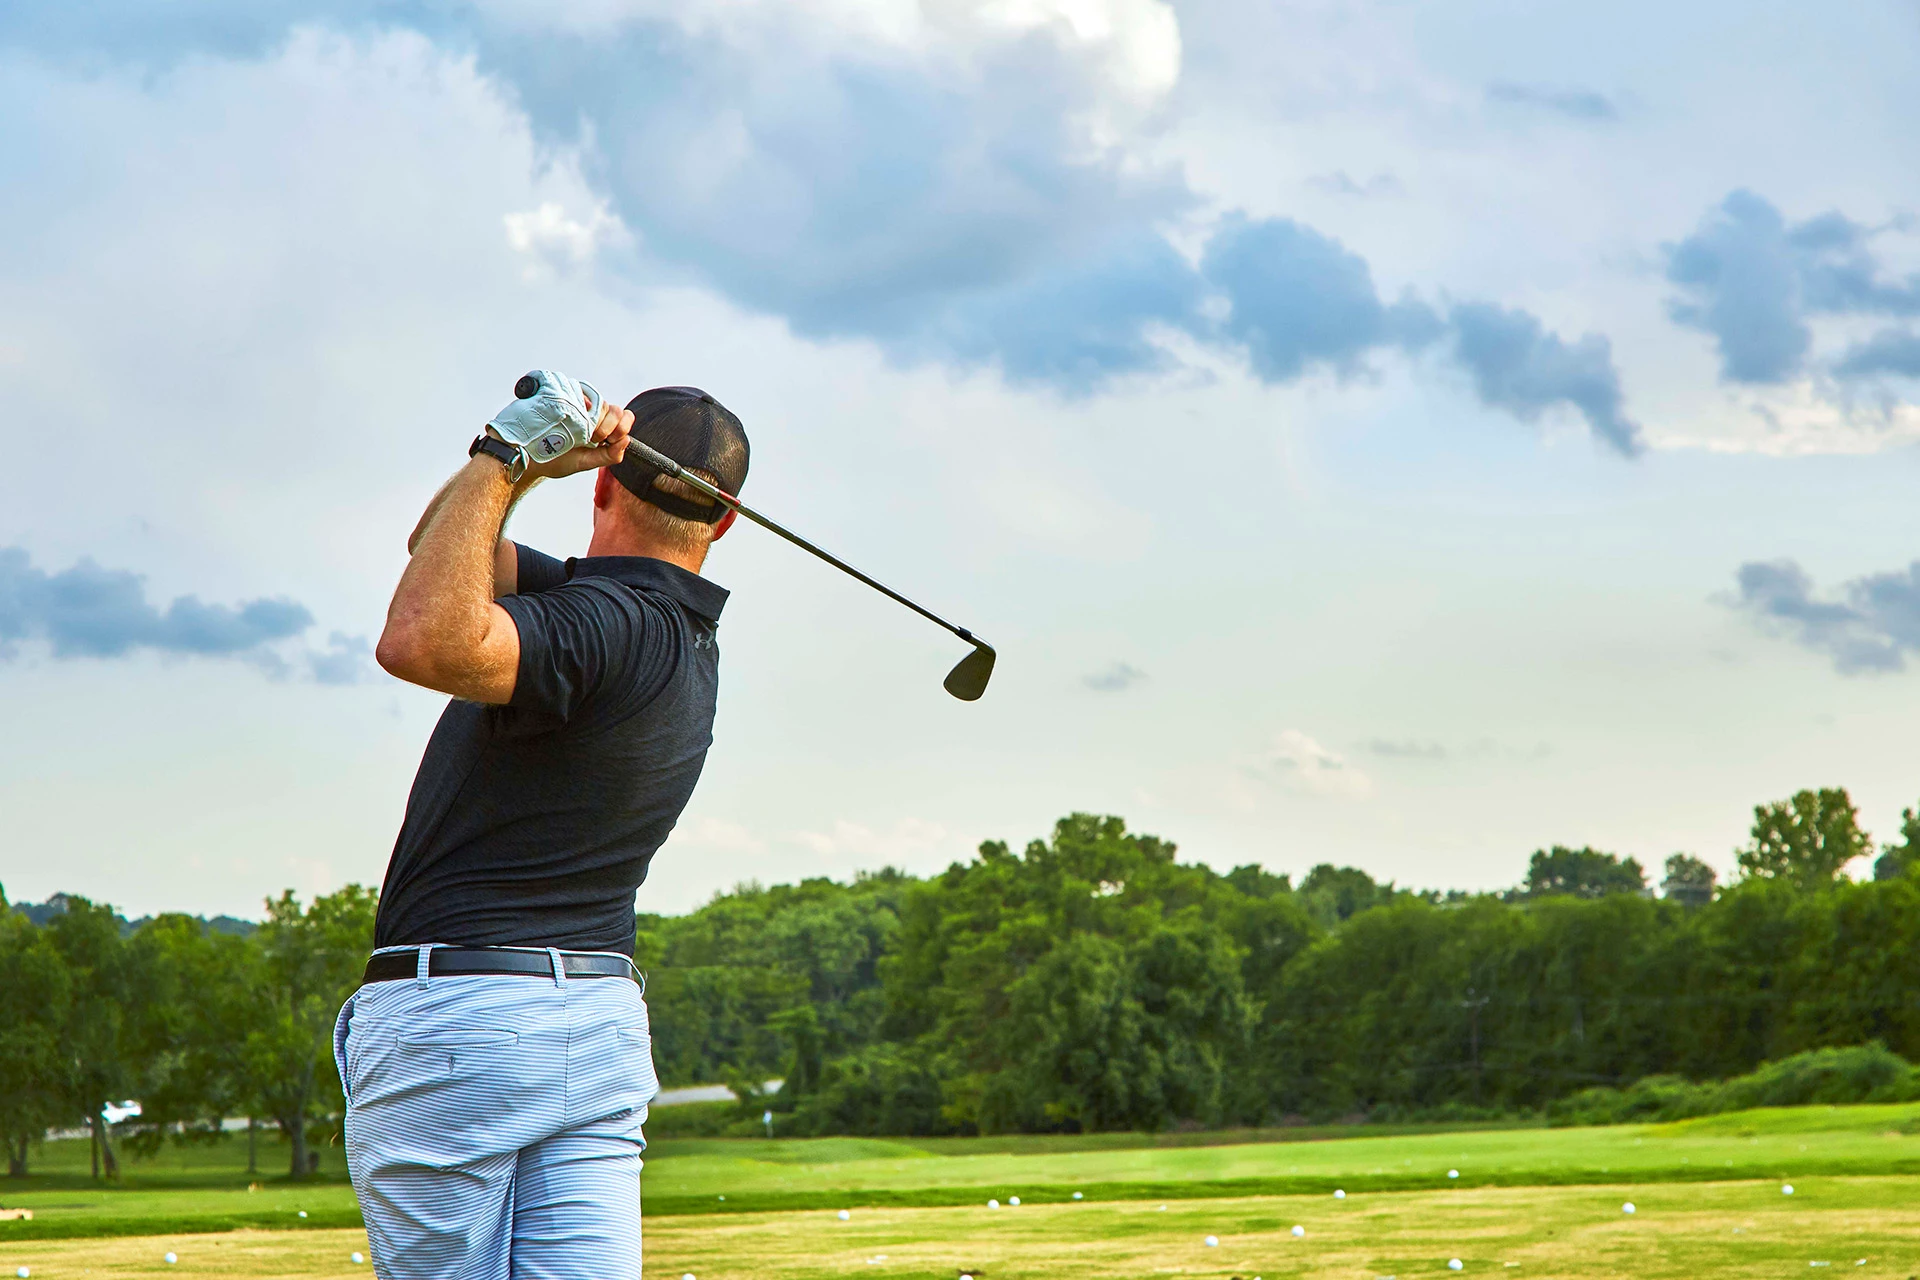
[469,432,528,482]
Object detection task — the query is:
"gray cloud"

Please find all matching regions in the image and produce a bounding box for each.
[1487,82,1618,121]
[1083,661,1147,693]
[1666,190,1920,384]
[1730,558,1920,673]
[1835,328,1920,380]
[1308,171,1403,199]
[0,5,1639,442]
[1450,303,1642,456]
[1195,217,1637,454]
[0,546,368,679]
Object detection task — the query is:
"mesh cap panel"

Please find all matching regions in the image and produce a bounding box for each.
[609,386,750,523]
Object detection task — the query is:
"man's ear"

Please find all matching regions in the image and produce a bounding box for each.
[594,468,617,510]
[712,509,737,541]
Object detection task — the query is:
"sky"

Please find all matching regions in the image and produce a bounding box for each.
[4,0,1920,918]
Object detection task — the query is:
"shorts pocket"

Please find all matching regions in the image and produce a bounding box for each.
[397,1029,519,1048]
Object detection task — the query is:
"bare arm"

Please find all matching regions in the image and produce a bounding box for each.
[378,402,634,703]
[407,470,525,598]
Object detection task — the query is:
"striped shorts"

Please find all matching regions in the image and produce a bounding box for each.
[333,948,660,1280]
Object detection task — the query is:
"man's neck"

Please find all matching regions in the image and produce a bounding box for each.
[585,526,707,576]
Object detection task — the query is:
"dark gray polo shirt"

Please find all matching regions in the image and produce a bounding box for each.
[372,546,726,955]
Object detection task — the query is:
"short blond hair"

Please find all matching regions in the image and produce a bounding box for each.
[617,470,725,562]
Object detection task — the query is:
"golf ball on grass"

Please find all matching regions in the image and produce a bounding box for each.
[1449,1260,1464,1271]
[987,1199,999,1209]
[1008,1196,1020,1206]
[1623,1202,1636,1215]
[164,1253,177,1264]
[1204,1236,1218,1247]
[1784,1184,1796,1195]
[17,1267,29,1278]
[1448,1169,1460,1179]
[352,1252,365,1264]
[1292,1225,1305,1238]
[1334,1189,1346,1199]
[1071,1192,1083,1200]
[298,1210,308,1218]
[837,1210,851,1221]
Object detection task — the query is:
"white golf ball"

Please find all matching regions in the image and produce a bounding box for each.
[1291,1225,1305,1238]
[164,1253,178,1265]
[298,1210,308,1218]
[961,1275,974,1280]
[1449,1260,1464,1271]
[1334,1189,1346,1199]
[1072,1191,1083,1200]
[1783,1184,1796,1195]
[1205,1235,1219,1247]
[987,1199,999,1209]
[352,1252,365,1264]
[1008,1196,1020,1206]
[1623,1202,1636,1214]
[1448,1169,1460,1179]
[837,1210,851,1221]
[17,1268,29,1278]
[683,1273,696,1280]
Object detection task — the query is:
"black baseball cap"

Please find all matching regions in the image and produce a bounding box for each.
[610,386,750,524]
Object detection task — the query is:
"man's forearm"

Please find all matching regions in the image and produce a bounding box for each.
[379,459,518,683]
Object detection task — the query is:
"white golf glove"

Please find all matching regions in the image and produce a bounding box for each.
[487,370,606,468]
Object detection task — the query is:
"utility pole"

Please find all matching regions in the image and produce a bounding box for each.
[1461,987,1491,1104]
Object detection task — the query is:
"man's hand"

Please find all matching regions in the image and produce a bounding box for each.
[521,399,632,482]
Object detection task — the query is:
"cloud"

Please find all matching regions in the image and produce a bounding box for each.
[1666,190,1920,384]
[1252,729,1372,797]
[1450,303,1642,456]
[1083,661,1147,692]
[1308,171,1402,199]
[1729,558,1920,673]
[1201,213,1441,382]
[1487,82,1617,121]
[0,546,311,660]
[1835,328,1920,380]
[0,546,373,681]
[0,4,1641,444]
[1363,738,1448,760]
[796,817,952,861]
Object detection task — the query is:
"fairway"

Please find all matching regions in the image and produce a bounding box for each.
[6,1179,1920,1279]
[8,1105,1920,1240]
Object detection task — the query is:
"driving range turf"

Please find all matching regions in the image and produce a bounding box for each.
[7,1106,1920,1276]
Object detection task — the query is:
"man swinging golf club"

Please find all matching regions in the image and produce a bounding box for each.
[334,372,748,1280]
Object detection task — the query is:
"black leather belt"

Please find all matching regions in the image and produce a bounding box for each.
[362,947,635,985]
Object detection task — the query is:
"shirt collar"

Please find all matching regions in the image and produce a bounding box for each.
[564,556,729,625]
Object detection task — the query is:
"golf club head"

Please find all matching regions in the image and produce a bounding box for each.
[943,643,996,701]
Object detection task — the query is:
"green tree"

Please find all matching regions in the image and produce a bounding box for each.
[41,896,140,1180]
[1522,847,1646,900]
[1739,788,1871,889]
[1661,854,1717,907]
[1873,804,1920,881]
[0,900,70,1176]
[1297,864,1397,927]
[242,887,376,1177]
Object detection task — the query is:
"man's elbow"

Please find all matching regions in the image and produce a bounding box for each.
[376,622,438,685]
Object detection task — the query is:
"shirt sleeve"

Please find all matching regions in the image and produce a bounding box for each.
[513,543,571,595]
[495,581,674,723]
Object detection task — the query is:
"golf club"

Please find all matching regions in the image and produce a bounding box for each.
[623,438,997,701]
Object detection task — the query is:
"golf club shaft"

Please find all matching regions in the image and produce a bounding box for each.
[624,439,983,647]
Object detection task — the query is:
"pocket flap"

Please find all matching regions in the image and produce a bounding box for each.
[397,1028,519,1048]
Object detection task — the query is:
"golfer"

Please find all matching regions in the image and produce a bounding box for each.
[332,381,750,1280]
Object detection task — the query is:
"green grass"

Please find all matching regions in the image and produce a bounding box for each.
[8,1103,1920,1241]
[9,1179,1920,1278]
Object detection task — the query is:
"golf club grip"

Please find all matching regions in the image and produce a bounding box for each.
[621,440,980,646]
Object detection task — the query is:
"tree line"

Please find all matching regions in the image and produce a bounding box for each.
[6,783,1919,1171]
[638,786,1920,1135]
[0,887,374,1179]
